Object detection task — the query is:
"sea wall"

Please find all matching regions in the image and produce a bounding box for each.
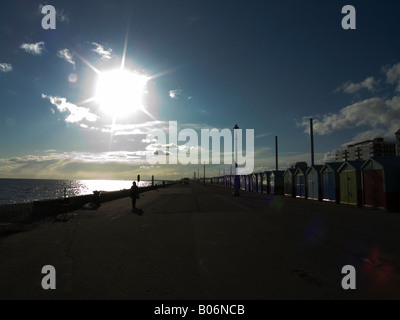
[32,184,173,218]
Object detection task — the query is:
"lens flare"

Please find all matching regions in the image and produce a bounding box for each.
[95,69,149,117]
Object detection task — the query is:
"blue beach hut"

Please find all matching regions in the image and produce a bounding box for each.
[320,163,342,203]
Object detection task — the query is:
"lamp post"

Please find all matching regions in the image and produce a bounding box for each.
[203,162,206,185]
[233,124,240,197]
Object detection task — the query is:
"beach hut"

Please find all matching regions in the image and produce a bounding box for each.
[306,165,323,201]
[320,163,342,203]
[270,171,285,195]
[283,169,296,197]
[245,174,251,191]
[257,173,262,192]
[361,157,400,211]
[294,167,307,198]
[261,171,271,194]
[224,175,230,187]
[338,161,364,207]
[230,175,235,188]
[252,173,259,193]
[240,175,246,190]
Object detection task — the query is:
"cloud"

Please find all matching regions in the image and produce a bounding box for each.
[91,42,113,60]
[321,151,336,163]
[0,151,149,180]
[20,42,45,55]
[386,63,400,92]
[57,49,75,68]
[56,8,69,23]
[336,76,377,94]
[42,94,98,123]
[340,128,390,147]
[255,133,270,139]
[169,88,182,99]
[299,96,400,138]
[0,63,12,73]
[102,121,169,136]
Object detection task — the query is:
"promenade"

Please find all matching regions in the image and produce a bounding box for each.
[1,183,400,300]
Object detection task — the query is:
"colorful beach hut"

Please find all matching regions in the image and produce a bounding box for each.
[261,171,271,194]
[230,175,235,188]
[252,173,259,193]
[240,175,246,190]
[306,165,323,201]
[246,174,251,192]
[270,171,285,195]
[284,169,296,197]
[361,157,400,211]
[257,173,262,192]
[294,167,307,198]
[338,161,364,207]
[320,163,342,203]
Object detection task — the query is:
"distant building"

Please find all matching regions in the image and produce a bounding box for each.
[335,138,396,162]
[396,129,400,156]
[290,162,308,169]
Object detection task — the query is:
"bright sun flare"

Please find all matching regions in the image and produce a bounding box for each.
[95,69,149,117]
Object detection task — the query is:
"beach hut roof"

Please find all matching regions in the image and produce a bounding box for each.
[284,168,296,176]
[320,162,343,173]
[306,165,323,174]
[294,167,307,176]
[361,156,400,170]
[338,160,365,172]
[270,170,285,177]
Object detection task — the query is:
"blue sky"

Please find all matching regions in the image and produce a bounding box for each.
[1,0,400,180]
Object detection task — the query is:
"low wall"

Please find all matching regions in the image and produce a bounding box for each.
[32,184,173,218]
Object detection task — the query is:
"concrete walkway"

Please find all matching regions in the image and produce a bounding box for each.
[1,183,400,299]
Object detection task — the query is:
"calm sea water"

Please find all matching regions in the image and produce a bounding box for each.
[0,179,153,205]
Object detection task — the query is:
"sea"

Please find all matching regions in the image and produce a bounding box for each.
[0,179,154,205]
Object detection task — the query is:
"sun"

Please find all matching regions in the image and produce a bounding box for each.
[95,69,149,117]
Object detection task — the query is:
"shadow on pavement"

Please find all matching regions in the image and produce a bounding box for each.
[132,208,144,216]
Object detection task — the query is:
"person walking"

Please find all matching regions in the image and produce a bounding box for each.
[130,181,139,211]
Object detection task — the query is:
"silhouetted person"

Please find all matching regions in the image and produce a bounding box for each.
[93,191,101,207]
[130,182,139,211]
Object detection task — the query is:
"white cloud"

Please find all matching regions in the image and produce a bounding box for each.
[0,151,149,180]
[386,63,400,92]
[102,121,169,136]
[0,63,12,73]
[91,42,113,60]
[20,41,45,55]
[42,94,98,123]
[322,151,336,163]
[57,8,69,23]
[169,88,182,99]
[255,133,270,139]
[299,96,400,139]
[340,128,389,147]
[336,76,377,94]
[57,49,75,68]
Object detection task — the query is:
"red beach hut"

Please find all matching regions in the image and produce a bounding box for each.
[361,157,400,211]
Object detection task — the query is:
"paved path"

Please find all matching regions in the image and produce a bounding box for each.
[1,183,400,299]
